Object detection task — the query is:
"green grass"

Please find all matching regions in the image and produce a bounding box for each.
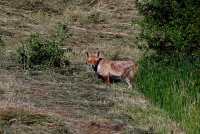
[136,53,200,133]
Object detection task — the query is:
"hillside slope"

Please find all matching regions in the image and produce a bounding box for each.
[0,0,184,133]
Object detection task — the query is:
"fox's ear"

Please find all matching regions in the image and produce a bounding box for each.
[97,51,100,57]
[86,52,89,57]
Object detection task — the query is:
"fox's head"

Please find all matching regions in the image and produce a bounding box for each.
[86,51,101,66]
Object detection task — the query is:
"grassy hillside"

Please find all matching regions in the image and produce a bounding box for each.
[0,0,184,133]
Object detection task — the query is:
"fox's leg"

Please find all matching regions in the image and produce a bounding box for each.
[123,68,134,89]
[106,73,111,85]
[125,77,132,89]
[102,73,111,85]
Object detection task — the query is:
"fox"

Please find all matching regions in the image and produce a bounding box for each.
[86,51,138,88]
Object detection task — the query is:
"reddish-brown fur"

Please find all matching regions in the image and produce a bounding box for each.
[86,51,138,88]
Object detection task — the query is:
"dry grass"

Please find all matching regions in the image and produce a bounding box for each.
[0,101,71,134]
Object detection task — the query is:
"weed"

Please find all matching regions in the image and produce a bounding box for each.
[0,35,5,47]
[88,9,106,24]
[55,23,72,46]
[78,9,108,25]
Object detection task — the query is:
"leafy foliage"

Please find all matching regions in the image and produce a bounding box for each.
[136,0,200,53]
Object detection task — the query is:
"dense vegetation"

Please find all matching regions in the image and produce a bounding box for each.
[136,0,200,133]
[136,0,200,53]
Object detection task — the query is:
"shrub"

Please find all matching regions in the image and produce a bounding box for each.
[136,0,200,53]
[17,34,68,68]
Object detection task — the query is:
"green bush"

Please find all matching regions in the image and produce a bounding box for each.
[136,0,200,53]
[136,54,200,133]
[17,34,68,68]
